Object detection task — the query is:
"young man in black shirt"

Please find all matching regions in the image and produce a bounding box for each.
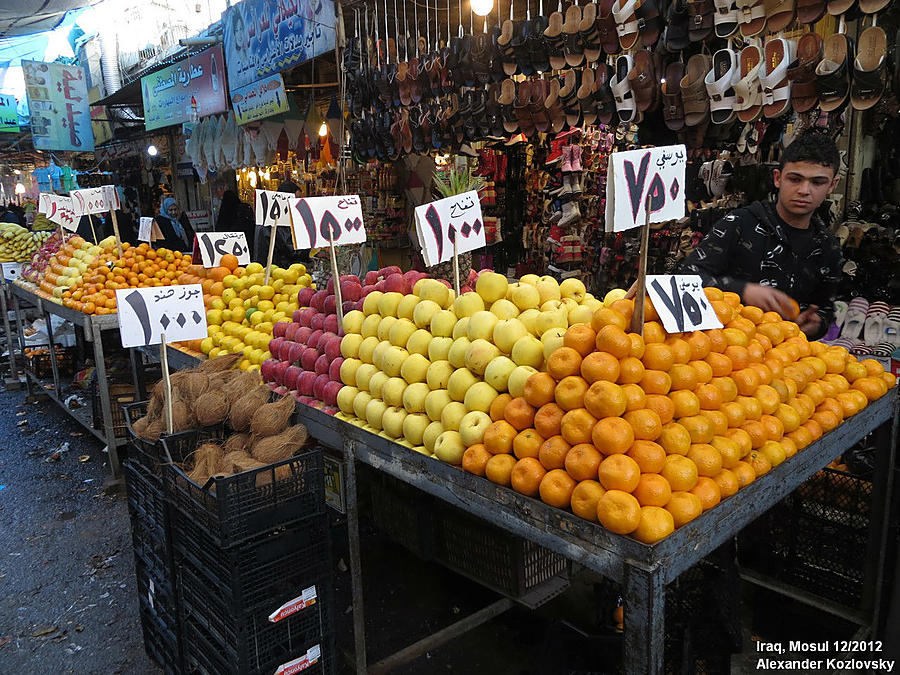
[679,132,843,339]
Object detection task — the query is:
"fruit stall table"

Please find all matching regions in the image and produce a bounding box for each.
[8,281,128,477]
[293,394,898,675]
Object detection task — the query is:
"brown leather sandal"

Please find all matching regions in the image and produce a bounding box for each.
[679,53,712,126]
[663,61,686,131]
[764,0,796,33]
[629,50,661,113]
[787,32,823,113]
[796,0,826,23]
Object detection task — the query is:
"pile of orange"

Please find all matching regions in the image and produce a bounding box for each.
[462,288,896,544]
[62,243,194,315]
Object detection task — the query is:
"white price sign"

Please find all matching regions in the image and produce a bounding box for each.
[288,194,366,250]
[115,284,208,348]
[138,217,153,243]
[645,275,723,334]
[102,185,121,210]
[606,145,687,232]
[196,231,250,267]
[1,262,22,281]
[71,187,112,217]
[414,190,485,266]
[254,189,294,228]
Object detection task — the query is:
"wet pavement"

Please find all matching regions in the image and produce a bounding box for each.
[0,386,157,674]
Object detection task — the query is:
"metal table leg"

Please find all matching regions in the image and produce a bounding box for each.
[91,321,121,477]
[42,307,61,394]
[871,404,899,632]
[343,438,367,675]
[130,347,147,401]
[624,559,665,675]
[12,294,32,398]
[1,285,21,387]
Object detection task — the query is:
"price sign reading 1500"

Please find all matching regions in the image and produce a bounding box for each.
[196,232,250,267]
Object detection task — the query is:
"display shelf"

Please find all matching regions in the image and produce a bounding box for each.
[134,343,205,373]
[22,369,109,446]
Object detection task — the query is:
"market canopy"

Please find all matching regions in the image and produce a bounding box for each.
[0,0,90,38]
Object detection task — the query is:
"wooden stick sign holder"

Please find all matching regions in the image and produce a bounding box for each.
[264,224,279,286]
[109,208,123,258]
[87,214,98,245]
[160,332,174,435]
[626,195,654,336]
[452,237,460,296]
[326,228,345,331]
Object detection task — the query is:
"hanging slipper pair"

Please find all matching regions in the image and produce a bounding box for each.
[611,0,661,50]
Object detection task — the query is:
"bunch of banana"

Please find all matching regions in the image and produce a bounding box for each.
[0,224,51,262]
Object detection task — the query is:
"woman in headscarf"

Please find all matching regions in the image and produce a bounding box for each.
[154,197,195,251]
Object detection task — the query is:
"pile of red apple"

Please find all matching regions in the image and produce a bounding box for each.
[261,266,437,412]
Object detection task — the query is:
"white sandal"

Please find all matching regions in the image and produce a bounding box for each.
[734,44,763,123]
[611,0,641,50]
[704,48,740,124]
[760,37,796,118]
[736,0,766,37]
[610,54,638,123]
[713,0,740,38]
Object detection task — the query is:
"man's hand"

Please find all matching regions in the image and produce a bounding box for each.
[741,283,796,318]
[796,305,822,338]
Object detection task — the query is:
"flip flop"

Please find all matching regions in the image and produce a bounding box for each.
[611,0,641,50]
[816,33,854,112]
[736,0,767,36]
[735,44,764,122]
[714,0,740,37]
[705,47,740,124]
[764,0,796,33]
[787,32,824,113]
[850,26,887,111]
[761,37,796,118]
[662,61,686,131]
[796,0,827,23]
[688,0,715,42]
[610,54,638,123]
[680,53,713,127]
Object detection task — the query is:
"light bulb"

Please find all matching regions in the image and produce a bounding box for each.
[147,144,158,156]
[13,169,20,175]
[318,121,328,137]
[14,182,25,194]
[471,0,494,16]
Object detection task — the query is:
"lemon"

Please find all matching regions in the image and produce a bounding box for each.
[223,274,239,288]
[200,338,213,354]
[208,347,222,358]
[245,262,264,274]
[210,297,226,311]
[206,309,222,325]
[258,285,276,300]
[221,288,236,304]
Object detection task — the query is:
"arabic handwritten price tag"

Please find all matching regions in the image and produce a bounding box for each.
[71,187,111,217]
[1,262,22,282]
[288,195,366,250]
[413,190,485,267]
[606,145,686,233]
[41,194,78,231]
[115,284,208,348]
[101,185,121,210]
[196,231,250,267]
[255,189,294,228]
[645,275,723,334]
[138,217,154,243]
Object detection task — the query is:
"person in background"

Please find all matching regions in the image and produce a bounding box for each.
[253,180,310,267]
[154,197,196,251]
[0,204,21,224]
[679,132,842,339]
[216,190,256,259]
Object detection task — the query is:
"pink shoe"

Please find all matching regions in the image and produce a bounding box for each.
[569,144,583,171]
[561,144,573,172]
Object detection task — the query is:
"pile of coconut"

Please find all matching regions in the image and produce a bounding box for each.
[131,353,308,485]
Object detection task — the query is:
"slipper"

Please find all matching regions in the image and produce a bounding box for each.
[688,0,715,42]
[827,0,856,14]
[840,297,868,339]
[736,0,767,36]
[497,17,518,76]
[665,0,691,50]
[870,342,895,358]
[859,0,890,12]
[663,61,686,131]
[528,15,551,74]
[611,0,641,50]
[850,26,887,111]
[592,63,617,125]
[610,54,638,123]
[864,302,889,345]
[797,0,827,22]
[563,4,584,67]
[764,0,796,33]
[499,78,520,133]
[787,32,823,113]
[735,44,764,122]
[761,37,796,118]
[577,67,597,124]
[884,308,900,347]
[597,0,621,55]
[714,0,740,37]
[630,50,661,113]
[635,0,663,47]
[543,11,567,71]
[816,33,854,112]
[579,3,602,63]
[680,53,713,127]
[705,47,740,124]
[709,159,733,197]
[545,78,568,134]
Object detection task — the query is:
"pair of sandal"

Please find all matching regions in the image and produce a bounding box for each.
[609,51,663,124]
[728,37,798,123]
[816,26,888,112]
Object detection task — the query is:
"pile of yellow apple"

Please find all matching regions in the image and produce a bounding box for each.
[335,272,602,458]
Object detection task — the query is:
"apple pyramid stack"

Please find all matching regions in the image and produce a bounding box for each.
[335,272,603,454]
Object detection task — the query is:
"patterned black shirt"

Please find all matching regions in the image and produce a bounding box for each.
[679,200,842,338]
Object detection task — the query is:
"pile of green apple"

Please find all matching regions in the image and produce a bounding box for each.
[334,271,603,463]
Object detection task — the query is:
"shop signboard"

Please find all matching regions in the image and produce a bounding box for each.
[116,284,208,348]
[230,74,289,125]
[288,195,366,250]
[141,45,227,132]
[223,0,336,94]
[185,210,210,231]
[88,86,113,145]
[22,61,94,152]
[413,190,485,267]
[606,144,686,232]
[0,94,18,132]
[645,274,723,333]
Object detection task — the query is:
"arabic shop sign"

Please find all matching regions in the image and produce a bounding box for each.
[141,45,227,131]
[224,0,336,94]
[231,73,289,125]
[23,61,94,152]
[0,94,18,132]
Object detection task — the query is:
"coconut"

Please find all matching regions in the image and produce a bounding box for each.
[250,395,296,437]
[171,400,196,432]
[222,450,254,473]
[131,416,149,437]
[172,371,209,401]
[223,432,252,454]
[193,389,229,427]
[187,442,224,484]
[196,352,242,373]
[223,370,263,405]
[250,425,308,464]
[228,387,270,432]
[140,418,164,441]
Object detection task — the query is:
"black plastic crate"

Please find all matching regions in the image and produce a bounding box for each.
[92,381,138,440]
[26,346,76,379]
[135,552,179,634]
[138,600,181,675]
[173,513,331,614]
[738,467,872,608]
[162,431,324,548]
[124,459,169,534]
[368,472,436,560]
[130,509,174,594]
[435,502,569,598]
